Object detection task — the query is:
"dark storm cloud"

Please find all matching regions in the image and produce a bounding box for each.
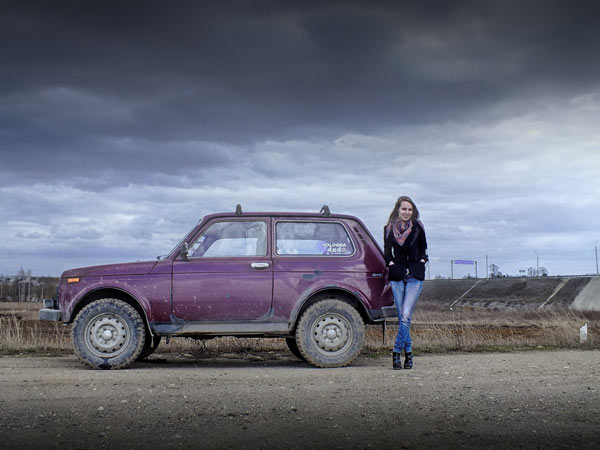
[2,1,600,276]
[3,0,600,179]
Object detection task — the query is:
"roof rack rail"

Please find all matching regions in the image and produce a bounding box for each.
[320,205,331,217]
[235,204,242,216]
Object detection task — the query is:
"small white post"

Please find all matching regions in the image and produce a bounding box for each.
[580,323,588,344]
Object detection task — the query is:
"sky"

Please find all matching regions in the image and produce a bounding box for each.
[1,0,600,278]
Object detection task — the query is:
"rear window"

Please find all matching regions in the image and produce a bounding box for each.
[276,222,354,256]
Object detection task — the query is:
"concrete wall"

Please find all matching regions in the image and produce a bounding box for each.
[571,277,600,311]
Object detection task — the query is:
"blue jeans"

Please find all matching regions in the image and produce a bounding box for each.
[391,276,423,353]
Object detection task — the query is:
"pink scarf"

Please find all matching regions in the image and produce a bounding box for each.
[388,219,413,247]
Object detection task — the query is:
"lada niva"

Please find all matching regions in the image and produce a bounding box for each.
[40,206,395,369]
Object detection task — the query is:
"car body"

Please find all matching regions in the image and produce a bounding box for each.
[40,207,395,368]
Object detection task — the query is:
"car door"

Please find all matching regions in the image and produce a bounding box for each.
[271,219,359,318]
[172,218,272,321]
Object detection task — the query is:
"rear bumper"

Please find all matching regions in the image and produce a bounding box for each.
[381,305,396,318]
[368,305,397,321]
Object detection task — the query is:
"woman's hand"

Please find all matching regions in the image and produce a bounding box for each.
[420,259,425,263]
[388,262,395,265]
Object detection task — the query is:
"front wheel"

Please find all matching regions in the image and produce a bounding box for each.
[285,337,305,361]
[72,298,146,369]
[295,299,365,368]
[137,335,162,361]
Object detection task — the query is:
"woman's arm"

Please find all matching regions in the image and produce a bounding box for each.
[383,226,394,266]
[419,223,428,263]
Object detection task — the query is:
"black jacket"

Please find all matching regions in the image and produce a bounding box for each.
[383,220,428,281]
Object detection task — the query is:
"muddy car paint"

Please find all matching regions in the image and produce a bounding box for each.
[41,210,395,368]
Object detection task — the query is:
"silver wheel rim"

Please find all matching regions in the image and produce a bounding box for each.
[84,312,131,358]
[311,312,353,356]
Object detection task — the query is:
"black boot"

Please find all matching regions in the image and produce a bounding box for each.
[393,352,402,370]
[404,352,413,369]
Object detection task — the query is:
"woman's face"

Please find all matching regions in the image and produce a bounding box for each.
[398,201,413,222]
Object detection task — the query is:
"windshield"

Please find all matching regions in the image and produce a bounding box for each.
[156,221,201,260]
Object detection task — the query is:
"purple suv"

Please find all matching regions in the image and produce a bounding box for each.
[40,206,395,369]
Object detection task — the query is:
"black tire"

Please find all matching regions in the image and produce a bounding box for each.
[137,335,162,361]
[285,337,305,361]
[72,298,146,369]
[295,299,365,368]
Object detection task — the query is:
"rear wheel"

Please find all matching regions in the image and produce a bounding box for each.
[72,298,146,369]
[295,299,365,368]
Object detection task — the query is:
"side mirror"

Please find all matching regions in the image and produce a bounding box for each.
[181,242,190,261]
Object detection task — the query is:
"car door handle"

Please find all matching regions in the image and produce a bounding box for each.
[250,262,270,270]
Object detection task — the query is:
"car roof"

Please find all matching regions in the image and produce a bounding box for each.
[200,211,360,221]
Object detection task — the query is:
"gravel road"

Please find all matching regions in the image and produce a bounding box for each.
[1,350,599,450]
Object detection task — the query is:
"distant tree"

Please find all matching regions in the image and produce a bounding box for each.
[539,267,548,277]
[489,264,502,278]
[16,266,32,278]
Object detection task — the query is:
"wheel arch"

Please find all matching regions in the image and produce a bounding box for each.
[69,288,153,337]
[291,287,373,332]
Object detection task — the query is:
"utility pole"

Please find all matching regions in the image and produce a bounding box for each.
[485,253,489,279]
[594,241,600,276]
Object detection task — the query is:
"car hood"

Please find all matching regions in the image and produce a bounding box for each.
[61,260,158,278]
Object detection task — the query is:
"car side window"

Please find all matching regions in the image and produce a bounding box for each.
[276,222,354,256]
[190,221,267,257]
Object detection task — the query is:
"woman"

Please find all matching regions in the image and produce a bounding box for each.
[384,196,428,370]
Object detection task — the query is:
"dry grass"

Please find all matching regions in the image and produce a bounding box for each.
[158,336,288,358]
[0,303,71,354]
[1,301,598,357]
[365,301,600,354]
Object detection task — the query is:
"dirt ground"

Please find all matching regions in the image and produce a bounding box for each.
[1,350,599,450]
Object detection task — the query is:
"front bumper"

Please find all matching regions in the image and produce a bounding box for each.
[39,309,62,321]
[39,298,61,321]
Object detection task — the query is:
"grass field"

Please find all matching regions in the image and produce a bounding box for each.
[1,301,598,357]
